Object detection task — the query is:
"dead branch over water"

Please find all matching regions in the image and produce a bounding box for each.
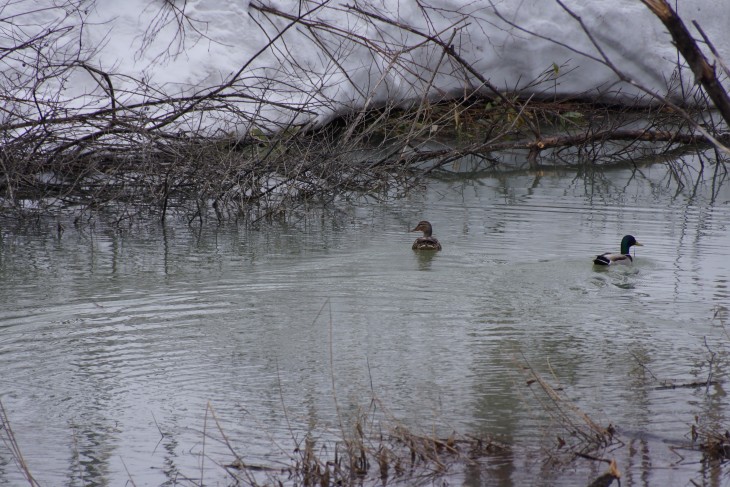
[1,1,728,225]
[642,0,730,125]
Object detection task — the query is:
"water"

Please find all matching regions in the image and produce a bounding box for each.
[1,159,730,486]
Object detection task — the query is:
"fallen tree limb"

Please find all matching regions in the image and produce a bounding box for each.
[642,0,730,126]
[421,128,709,174]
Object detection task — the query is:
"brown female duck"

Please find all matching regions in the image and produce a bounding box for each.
[411,221,442,251]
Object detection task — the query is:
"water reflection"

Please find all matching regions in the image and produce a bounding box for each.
[413,249,438,271]
[1,161,730,485]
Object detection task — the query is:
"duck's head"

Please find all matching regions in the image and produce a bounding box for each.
[621,235,643,254]
[411,220,434,237]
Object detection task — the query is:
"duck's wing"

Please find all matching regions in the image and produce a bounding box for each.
[413,237,442,251]
[593,252,632,265]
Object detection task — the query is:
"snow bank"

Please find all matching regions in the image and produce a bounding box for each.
[3,0,729,134]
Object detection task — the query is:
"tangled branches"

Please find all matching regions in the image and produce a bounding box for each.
[1,0,728,225]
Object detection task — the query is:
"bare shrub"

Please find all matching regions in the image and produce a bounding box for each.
[1,1,728,224]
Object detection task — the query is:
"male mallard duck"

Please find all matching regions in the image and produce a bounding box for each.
[593,235,643,265]
[411,220,442,251]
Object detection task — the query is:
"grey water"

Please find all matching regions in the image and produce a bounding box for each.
[1,158,730,486]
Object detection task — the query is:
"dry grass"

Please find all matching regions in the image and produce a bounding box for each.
[198,397,509,487]
[693,418,730,463]
[4,350,728,486]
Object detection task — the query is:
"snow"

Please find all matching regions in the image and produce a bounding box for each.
[3,0,729,134]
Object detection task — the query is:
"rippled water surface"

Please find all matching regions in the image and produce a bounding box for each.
[2,162,730,486]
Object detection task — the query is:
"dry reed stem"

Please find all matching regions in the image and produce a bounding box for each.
[209,296,510,486]
[0,400,40,487]
[518,354,617,458]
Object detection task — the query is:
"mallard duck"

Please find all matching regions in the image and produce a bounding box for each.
[411,220,442,251]
[593,235,642,265]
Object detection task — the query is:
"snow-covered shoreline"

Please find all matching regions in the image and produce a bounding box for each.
[3,0,729,135]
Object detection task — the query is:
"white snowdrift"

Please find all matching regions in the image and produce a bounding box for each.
[3,0,729,134]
